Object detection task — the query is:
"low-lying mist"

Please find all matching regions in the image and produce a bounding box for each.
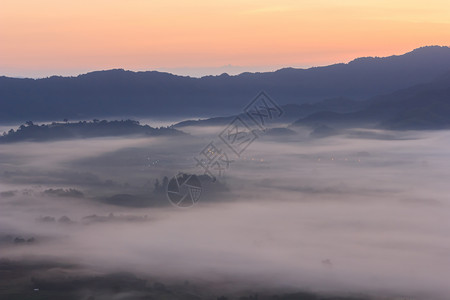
[1,127,449,299]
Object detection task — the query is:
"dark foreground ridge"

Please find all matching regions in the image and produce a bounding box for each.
[0,258,370,300]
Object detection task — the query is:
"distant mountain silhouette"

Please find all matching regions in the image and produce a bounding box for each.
[0,120,184,143]
[292,71,450,130]
[1,46,450,123]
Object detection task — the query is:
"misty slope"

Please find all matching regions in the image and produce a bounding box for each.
[0,120,184,143]
[292,71,450,130]
[173,97,367,128]
[1,46,450,122]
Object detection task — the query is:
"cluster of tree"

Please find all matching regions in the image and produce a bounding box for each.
[153,176,169,194]
[35,213,150,225]
[0,235,36,245]
[36,215,73,224]
[82,213,149,224]
[0,119,184,143]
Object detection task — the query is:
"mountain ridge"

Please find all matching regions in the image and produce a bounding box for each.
[2,46,450,123]
[292,70,450,130]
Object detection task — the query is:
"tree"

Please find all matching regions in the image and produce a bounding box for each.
[154,179,161,193]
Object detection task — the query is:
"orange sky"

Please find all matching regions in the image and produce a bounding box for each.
[1,0,449,77]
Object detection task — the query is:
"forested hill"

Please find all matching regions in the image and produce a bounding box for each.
[0,120,184,143]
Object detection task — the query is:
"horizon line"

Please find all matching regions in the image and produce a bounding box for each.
[2,45,448,80]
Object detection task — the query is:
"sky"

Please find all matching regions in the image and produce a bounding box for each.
[1,0,450,78]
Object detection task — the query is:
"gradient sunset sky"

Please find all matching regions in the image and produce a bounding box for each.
[1,0,449,77]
